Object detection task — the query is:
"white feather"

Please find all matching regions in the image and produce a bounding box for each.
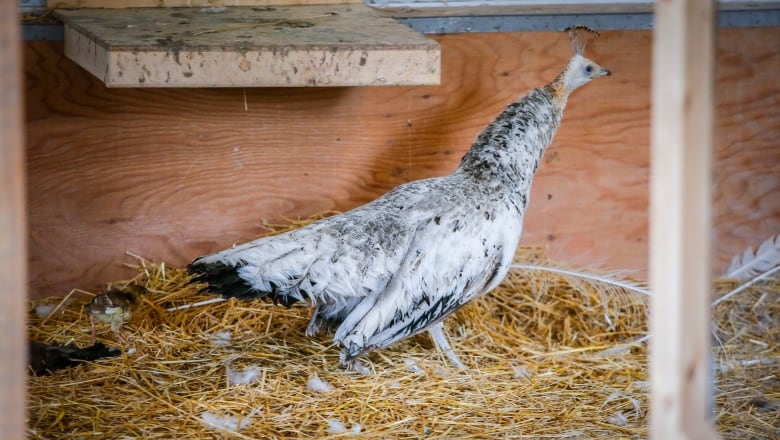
[209,330,232,347]
[200,409,256,432]
[606,411,628,427]
[600,391,643,417]
[712,265,780,307]
[510,264,649,296]
[404,359,425,374]
[227,365,261,385]
[326,419,346,434]
[35,303,56,318]
[512,365,532,379]
[714,235,780,306]
[166,297,225,312]
[724,234,780,279]
[510,263,649,330]
[306,376,334,392]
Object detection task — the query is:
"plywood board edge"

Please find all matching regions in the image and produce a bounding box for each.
[56,5,440,87]
[63,25,111,86]
[49,0,362,9]
[103,46,440,87]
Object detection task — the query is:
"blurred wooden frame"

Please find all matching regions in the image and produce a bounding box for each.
[0,0,27,438]
[650,0,721,439]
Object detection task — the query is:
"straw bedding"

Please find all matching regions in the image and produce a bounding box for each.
[26,220,778,439]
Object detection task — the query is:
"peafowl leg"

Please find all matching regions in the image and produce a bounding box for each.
[428,322,466,370]
[111,324,129,344]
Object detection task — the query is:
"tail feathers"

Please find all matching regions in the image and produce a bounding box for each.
[306,298,361,337]
[187,260,302,306]
[187,260,256,299]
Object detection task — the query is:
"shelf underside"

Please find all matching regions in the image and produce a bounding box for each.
[55,5,441,87]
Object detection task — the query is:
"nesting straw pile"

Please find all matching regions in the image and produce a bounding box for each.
[27,218,778,439]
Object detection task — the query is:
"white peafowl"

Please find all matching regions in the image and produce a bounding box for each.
[187,26,611,374]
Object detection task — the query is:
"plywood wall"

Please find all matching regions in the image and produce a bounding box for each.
[24,28,780,299]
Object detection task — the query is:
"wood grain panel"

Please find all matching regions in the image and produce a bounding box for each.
[24,28,780,299]
[712,29,780,272]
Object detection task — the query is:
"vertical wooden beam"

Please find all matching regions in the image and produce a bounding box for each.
[649,0,720,439]
[0,0,27,438]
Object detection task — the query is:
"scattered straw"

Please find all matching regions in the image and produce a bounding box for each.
[26,217,778,439]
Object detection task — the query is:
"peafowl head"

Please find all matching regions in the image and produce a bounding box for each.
[552,26,611,97]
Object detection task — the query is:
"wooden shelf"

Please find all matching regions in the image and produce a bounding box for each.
[54,5,440,87]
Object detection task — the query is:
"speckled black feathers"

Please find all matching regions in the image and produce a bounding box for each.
[460,88,559,188]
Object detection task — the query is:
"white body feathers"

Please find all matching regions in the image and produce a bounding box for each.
[192,172,523,364]
[189,28,611,368]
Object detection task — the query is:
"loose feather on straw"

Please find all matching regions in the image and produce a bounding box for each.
[510,264,649,296]
[714,235,780,307]
[713,265,780,307]
[724,234,780,280]
[167,297,225,312]
[510,263,649,330]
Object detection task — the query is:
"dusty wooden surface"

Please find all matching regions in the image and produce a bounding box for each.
[0,0,28,435]
[24,29,780,299]
[55,5,439,87]
[50,0,360,8]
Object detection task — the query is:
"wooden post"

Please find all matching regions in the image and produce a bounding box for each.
[649,0,720,439]
[0,0,27,437]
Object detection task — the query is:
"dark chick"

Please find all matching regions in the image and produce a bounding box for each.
[29,341,120,375]
[88,284,146,344]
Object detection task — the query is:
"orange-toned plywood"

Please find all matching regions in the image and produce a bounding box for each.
[712,31,780,273]
[24,29,780,299]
